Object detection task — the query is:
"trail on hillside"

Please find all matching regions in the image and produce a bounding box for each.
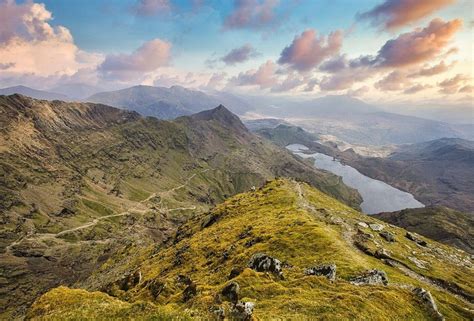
[5,168,211,254]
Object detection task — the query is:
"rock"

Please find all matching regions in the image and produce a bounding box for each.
[182,282,197,302]
[406,232,427,247]
[229,267,243,279]
[369,223,384,231]
[351,269,388,286]
[375,248,392,259]
[211,306,225,319]
[379,231,395,242]
[230,301,255,320]
[413,288,444,320]
[177,274,192,286]
[304,263,336,281]
[408,256,428,269]
[248,253,283,277]
[357,222,369,228]
[221,281,240,304]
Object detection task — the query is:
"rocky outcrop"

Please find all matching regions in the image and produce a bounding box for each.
[230,301,255,320]
[221,281,240,304]
[304,264,336,281]
[379,231,395,242]
[412,288,444,321]
[406,232,427,247]
[248,253,283,277]
[351,269,388,286]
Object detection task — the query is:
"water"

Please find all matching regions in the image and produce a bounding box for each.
[287,144,424,214]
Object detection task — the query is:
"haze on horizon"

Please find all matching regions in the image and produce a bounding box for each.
[0,0,472,111]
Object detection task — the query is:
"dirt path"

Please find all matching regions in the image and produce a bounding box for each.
[5,168,211,252]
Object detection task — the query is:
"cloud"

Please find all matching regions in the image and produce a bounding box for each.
[231,60,278,88]
[319,67,375,91]
[278,29,343,72]
[403,84,431,94]
[133,0,171,16]
[375,71,410,91]
[438,74,470,94]
[347,86,370,97]
[271,73,305,92]
[358,0,455,30]
[408,60,453,77]
[98,39,171,81]
[0,0,101,78]
[223,0,279,30]
[319,55,348,73]
[221,44,259,65]
[458,85,473,94]
[374,18,462,67]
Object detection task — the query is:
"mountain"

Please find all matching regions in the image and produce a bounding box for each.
[374,206,474,254]
[29,179,473,320]
[0,94,361,318]
[0,85,70,101]
[87,85,252,119]
[253,95,474,145]
[50,83,103,100]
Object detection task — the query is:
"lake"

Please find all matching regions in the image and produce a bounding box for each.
[287,144,424,214]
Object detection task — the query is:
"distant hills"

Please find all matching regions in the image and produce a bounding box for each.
[87,85,252,119]
[0,85,70,101]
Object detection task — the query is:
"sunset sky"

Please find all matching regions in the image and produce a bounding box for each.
[0,0,472,105]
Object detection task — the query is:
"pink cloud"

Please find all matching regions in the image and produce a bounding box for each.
[375,71,410,91]
[375,18,462,67]
[223,0,279,30]
[231,60,278,88]
[99,39,171,80]
[358,0,455,30]
[221,44,259,65]
[403,84,431,94]
[278,29,343,72]
[408,60,453,77]
[438,74,470,94]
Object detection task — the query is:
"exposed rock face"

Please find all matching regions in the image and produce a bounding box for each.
[379,231,395,242]
[230,301,255,320]
[412,288,444,321]
[406,232,427,247]
[248,253,283,277]
[222,281,240,304]
[351,269,388,286]
[304,264,336,281]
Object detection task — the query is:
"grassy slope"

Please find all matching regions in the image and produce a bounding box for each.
[32,179,473,320]
[374,206,474,254]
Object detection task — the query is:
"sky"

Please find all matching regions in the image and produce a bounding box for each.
[0,0,473,105]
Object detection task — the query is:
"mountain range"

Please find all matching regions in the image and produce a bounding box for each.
[0,94,359,318]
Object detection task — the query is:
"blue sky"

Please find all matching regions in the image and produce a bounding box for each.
[0,0,472,104]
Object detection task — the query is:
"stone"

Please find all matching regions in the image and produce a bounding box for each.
[304,263,336,281]
[230,301,255,320]
[369,223,384,231]
[379,231,395,242]
[229,267,243,279]
[408,256,428,269]
[211,306,225,319]
[406,232,428,247]
[413,288,444,321]
[221,281,240,304]
[351,269,388,286]
[357,222,369,228]
[375,248,391,259]
[248,253,283,277]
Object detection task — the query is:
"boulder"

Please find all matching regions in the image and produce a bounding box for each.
[413,288,444,321]
[304,263,336,281]
[379,231,395,242]
[230,301,255,320]
[182,282,197,302]
[369,223,384,231]
[248,253,283,277]
[351,269,388,286]
[221,281,240,304]
[357,222,369,228]
[229,267,243,280]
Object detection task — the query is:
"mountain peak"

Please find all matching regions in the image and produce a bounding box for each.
[190,104,247,131]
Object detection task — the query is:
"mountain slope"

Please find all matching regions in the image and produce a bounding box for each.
[0,94,360,318]
[31,179,473,320]
[374,206,474,254]
[0,85,70,101]
[87,85,251,119]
